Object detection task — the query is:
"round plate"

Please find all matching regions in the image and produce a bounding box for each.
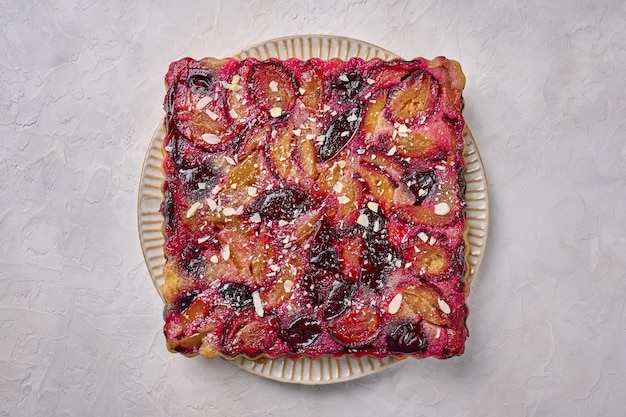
[138,35,489,385]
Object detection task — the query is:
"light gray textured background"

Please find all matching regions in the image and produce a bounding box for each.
[1,0,625,416]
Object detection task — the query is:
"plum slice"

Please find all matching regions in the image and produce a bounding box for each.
[280,316,322,349]
[318,107,362,162]
[309,217,340,272]
[339,233,364,282]
[387,321,428,354]
[333,70,365,102]
[403,170,437,205]
[391,120,454,159]
[221,309,279,358]
[178,242,205,277]
[367,62,417,89]
[186,70,217,95]
[299,62,324,110]
[358,163,397,210]
[249,61,298,113]
[363,90,387,136]
[401,283,451,327]
[385,70,439,126]
[218,282,254,308]
[247,188,311,221]
[401,237,454,281]
[324,280,357,320]
[224,151,262,190]
[329,306,382,348]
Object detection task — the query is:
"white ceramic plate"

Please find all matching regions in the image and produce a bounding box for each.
[138,35,489,385]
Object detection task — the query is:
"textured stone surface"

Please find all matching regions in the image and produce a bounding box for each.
[1,0,625,416]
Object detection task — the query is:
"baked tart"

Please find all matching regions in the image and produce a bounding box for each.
[160,56,469,360]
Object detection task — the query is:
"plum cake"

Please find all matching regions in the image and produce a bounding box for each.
[160,55,469,360]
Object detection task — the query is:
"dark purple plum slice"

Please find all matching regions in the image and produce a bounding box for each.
[323,280,357,320]
[280,316,322,349]
[333,70,365,102]
[186,70,217,95]
[387,321,428,354]
[318,107,362,162]
[309,217,340,272]
[247,188,311,221]
[218,282,254,308]
[403,170,437,205]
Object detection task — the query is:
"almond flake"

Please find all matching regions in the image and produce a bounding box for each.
[164,145,173,152]
[337,160,347,169]
[305,133,316,140]
[373,220,380,233]
[434,202,450,216]
[206,109,219,120]
[333,182,344,193]
[438,298,451,314]
[250,213,262,223]
[186,202,201,218]
[338,74,350,82]
[346,113,358,122]
[367,201,379,213]
[211,185,222,195]
[220,80,241,91]
[298,87,306,95]
[210,255,219,264]
[417,232,428,242]
[387,145,397,156]
[231,74,241,85]
[283,279,294,293]
[292,128,301,137]
[207,198,218,211]
[278,220,289,227]
[224,156,236,166]
[229,108,239,119]
[338,196,351,205]
[247,186,258,197]
[197,236,210,244]
[222,207,237,216]
[366,78,375,85]
[269,80,279,92]
[221,244,230,261]
[269,107,282,118]
[198,182,206,190]
[388,293,402,314]
[196,96,213,109]
[429,236,437,245]
[340,131,349,137]
[357,214,370,227]
[252,291,264,317]
[418,188,427,197]
[397,123,409,133]
[201,133,221,145]
[269,264,280,272]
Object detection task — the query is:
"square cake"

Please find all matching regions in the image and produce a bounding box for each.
[160,55,469,359]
